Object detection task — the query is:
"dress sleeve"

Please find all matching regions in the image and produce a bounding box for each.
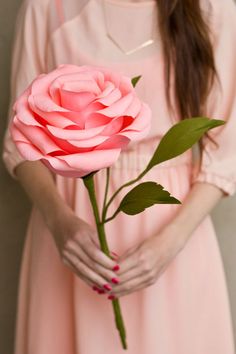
[2,0,48,180]
[191,0,236,197]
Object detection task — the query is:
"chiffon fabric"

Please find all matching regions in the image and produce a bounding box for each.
[2,0,236,353]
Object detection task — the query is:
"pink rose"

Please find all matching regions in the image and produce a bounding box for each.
[10,64,151,177]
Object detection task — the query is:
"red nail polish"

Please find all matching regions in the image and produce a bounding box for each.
[92,285,99,292]
[103,283,112,291]
[108,294,116,300]
[111,277,119,284]
[113,265,120,272]
[97,289,105,294]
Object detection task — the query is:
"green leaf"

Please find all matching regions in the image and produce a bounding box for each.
[118,182,181,216]
[147,117,225,171]
[131,75,142,88]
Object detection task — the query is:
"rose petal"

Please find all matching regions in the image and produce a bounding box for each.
[29,94,70,113]
[41,158,86,178]
[96,82,115,99]
[119,125,150,141]
[62,101,105,128]
[33,111,77,129]
[10,122,31,143]
[122,103,151,132]
[103,71,121,89]
[68,135,108,148]
[100,116,124,135]
[97,93,134,117]
[94,135,130,150]
[50,71,103,96]
[85,113,112,129]
[60,89,96,111]
[118,76,134,95]
[30,65,84,96]
[62,79,101,95]
[125,95,142,118]
[46,124,107,140]
[14,141,43,160]
[57,148,121,171]
[13,117,66,155]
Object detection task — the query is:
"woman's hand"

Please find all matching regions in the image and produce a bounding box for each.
[50,212,119,293]
[108,182,224,299]
[110,224,187,298]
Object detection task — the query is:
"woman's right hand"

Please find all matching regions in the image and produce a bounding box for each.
[50,212,120,293]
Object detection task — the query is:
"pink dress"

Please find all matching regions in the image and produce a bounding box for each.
[2,0,236,353]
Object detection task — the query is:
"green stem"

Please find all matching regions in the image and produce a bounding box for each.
[83,174,110,255]
[103,166,149,221]
[102,168,110,223]
[104,209,120,224]
[83,174,127,350]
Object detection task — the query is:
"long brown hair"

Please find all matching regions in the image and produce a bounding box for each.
[157,0,217,119]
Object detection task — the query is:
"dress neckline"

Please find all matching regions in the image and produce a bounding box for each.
[100,0,159,56]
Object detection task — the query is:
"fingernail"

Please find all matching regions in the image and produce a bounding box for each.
[113,264,120,272]
[111,277,119,284]
[111,251,119,257]
[111,251,119,259]
[103,283,112,291]
[108,294,116,300]
[92,285,99,292]
[97,289,105,294]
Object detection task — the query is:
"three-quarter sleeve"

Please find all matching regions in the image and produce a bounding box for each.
[2,0,48,180]
[192,0,236,197]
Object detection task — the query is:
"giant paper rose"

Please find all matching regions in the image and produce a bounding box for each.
[10,64,151,177]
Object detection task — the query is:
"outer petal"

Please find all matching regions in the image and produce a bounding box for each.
[13,117,66,155]
[118,76,134,95]
[94,135,130,150]
[10,124,28,143]
[14,141,43,161]
[119,125,150,141]
[42,156,86,176]
[57,148,122,171]
[122,103,151,132]
[125,96,142,118]
[101,116,124,135]
[14,89,44,127]
[42,159,86,178]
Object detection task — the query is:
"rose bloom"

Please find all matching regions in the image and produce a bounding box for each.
[10,64,151,177]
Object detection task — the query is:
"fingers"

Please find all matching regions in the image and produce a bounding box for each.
[112,263,168,298]
[77,232,118,271]
[63,250,114,290]
[111,274,151,298]
[109,244,160,298]
[62,256,94,288]
[66,241,120,284]
[116,266,141,284]
[115,246,138,275]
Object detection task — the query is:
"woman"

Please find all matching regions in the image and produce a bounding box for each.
[2,0,236,352]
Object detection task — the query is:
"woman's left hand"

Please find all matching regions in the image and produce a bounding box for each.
[111,225,188,298]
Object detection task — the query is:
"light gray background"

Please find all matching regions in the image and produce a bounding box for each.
[0,1,235,353]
